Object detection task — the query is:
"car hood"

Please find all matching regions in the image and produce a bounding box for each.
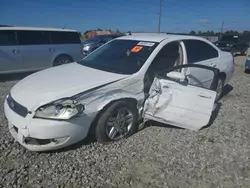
[10,63,129,111]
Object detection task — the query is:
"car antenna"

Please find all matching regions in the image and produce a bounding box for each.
[62,24,67,29]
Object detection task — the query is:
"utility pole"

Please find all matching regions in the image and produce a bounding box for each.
[158,0,163,33]
[220,21,224,38]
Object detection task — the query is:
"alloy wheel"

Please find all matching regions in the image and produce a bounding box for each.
[105,107,133,141]
[58,58,70,65]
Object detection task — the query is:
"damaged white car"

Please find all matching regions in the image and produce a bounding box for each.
[4,34,234,151]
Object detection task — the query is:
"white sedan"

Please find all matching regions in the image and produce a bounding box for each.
[4,34,234,151]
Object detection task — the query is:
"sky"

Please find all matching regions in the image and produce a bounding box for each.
[1,0,250,34]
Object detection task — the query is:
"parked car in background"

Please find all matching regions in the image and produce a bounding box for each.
[245,47,250,72]
[81,34,124,55]
[4,34,234,151]
[214,35,249,56]
[0,27,83,74]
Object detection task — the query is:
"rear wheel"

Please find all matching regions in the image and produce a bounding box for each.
[215,77,225,101]
[95,100,138,143]
[53,55,73,66]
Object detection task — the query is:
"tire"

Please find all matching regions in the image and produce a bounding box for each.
[53,55,73,66]
[242,48,248,56]
[215,76,225,101]
[95,100,138,143]
[230,48,236,56]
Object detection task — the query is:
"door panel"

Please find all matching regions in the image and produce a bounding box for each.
[0,30,25,73]
[50,31,83,61]
[20,45,53,70]
[143,64,219,131]
[0,46,23,73]
[17,30,53,70]
[143,78,216,131]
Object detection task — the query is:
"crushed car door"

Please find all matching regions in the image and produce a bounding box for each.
[143,64,220,131]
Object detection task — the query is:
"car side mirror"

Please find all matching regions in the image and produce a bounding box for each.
[166,71,186,81]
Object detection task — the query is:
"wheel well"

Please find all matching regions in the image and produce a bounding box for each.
[87,98,138,136]
[54,54,73,63]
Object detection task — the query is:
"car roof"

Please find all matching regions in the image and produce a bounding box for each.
[0,26,76,32]
[117,33,207,42]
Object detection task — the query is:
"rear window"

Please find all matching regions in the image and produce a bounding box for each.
[50,31,81,44]
[0,30,17,46]
[17,30,50,45]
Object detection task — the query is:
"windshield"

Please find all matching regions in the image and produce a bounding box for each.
[220,36,239,42]
[77,39,159,74]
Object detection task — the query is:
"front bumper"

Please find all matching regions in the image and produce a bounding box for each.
[4,100,94,151]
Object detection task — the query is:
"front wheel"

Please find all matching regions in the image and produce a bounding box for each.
[95,101,138,143]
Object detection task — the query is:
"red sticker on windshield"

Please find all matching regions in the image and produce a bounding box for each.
[131,46,143,53]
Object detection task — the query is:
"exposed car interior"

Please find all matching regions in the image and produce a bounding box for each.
[143,41,183,94]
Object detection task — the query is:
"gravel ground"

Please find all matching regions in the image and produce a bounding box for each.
[0,56,250,188]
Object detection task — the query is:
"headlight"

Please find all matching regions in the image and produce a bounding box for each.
[83,45,90,51]
[34,99,85,120]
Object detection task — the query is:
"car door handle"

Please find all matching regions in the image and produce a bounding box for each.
[198,94,212,99]
[12,50,19,54]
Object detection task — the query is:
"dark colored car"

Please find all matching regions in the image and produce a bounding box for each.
[214,35,249,56]
[245,47,250,72]
[81,34,124,55]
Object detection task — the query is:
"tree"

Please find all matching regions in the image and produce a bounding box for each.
[243,30,250,36]
[242,31,250,42]
[84,30,90,35]
[208,30,215,36]
[186,30,250,41]
[189,30,196,35]
[215,32,221,37]
[97,28,102,31]
[224,30,239,36]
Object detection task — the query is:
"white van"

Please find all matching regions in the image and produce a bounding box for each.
[0,27,83,74]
